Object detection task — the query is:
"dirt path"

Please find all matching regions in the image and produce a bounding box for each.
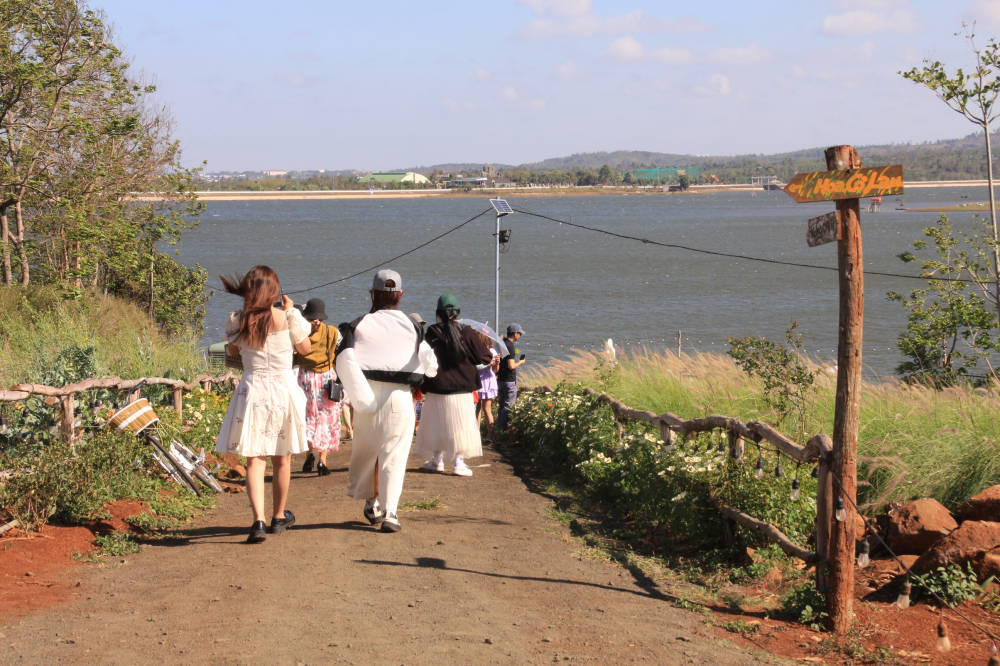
[2,443,773,665]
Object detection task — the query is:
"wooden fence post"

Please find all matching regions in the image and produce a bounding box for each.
[813,434,834,592]
[173,388,183,418]
[825,145,864,634]
[60,393,76,449]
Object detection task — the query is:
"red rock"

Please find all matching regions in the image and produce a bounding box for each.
[972,548,1000,581]
[888,499,957,555]
[955,485,1000,523]
[224,464,246,480]
[894,554,920,574]
[911,521,1000,579]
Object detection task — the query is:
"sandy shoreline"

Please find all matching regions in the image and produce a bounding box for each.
[132,179,991,202]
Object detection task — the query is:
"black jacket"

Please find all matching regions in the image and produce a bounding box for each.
[421,323,494,394]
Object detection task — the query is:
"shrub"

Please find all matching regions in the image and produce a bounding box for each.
[780,579,828,630]
[913,563,990,607]
[506,384,817,550]
[94,532,142,556]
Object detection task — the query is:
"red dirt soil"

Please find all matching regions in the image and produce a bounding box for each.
[712,557,1000,665]
[0,499,150,621]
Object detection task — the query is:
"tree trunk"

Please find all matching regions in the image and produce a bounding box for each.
[0,201,11,285]
[148,253,155,319]
[984,120,1000,326]
[14,200,27,286]
[825,145,863,635]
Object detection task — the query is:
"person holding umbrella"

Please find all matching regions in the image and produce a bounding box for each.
[456,319,507,443]
[416,295,494,476]
[293,298,343,477]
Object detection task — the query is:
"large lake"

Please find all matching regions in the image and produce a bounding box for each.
[175,186,990,377]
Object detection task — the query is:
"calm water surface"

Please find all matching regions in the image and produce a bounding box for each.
[174,187,989,377]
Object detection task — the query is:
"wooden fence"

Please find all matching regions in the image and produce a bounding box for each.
[0,372,238,445]
[529,385,835,583]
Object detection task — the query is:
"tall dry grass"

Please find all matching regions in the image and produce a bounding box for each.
[0,286,204,388]
[524,347,1000,512]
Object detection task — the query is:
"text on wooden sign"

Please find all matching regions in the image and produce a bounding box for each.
[783,165,903,203]
[807,211,839,247]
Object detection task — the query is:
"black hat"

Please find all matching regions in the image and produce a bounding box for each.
[301,298,328,321]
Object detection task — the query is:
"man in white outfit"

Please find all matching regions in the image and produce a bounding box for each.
[334,270,437,533]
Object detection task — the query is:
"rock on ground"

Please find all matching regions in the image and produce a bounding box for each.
[0,443,772,666]
[911,520,1000,580]
[888,498,957,555]
[955,485,1000,523]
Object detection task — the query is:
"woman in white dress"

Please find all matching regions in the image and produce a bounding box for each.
[215,266,312,543]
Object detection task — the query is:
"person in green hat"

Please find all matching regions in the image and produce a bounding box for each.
[415,294,494,476]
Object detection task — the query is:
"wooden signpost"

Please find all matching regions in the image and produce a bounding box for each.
[784,147,900,635]
[806,211,839,247]
[783,164,903,203]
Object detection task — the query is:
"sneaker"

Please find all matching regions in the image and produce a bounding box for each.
[247,520,267,544]
[363,501,384,526]
[453,464,473,477]
[269,510,296,534]
[422,459,445,473]
[380,512,401,533]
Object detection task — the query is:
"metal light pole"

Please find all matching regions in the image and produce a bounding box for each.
[489,198,512,331]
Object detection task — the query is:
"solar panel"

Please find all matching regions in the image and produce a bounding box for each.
[490,198,513,215]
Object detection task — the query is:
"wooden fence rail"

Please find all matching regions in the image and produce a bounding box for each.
[0,372,237,445]
[528,385,833,576]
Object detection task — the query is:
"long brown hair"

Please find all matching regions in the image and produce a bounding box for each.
[220,266,281,348]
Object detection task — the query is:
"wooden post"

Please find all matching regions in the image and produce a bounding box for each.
[128,388,140,405]
[173,388,183,418]
[201,379,212,393]
[677,331,682,357]
[825,145,863,634]
[814,434,834,592]
[60,393,76,448]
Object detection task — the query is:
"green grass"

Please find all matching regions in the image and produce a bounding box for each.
[722,619,760,636]
[94,532,142,556]
[0,286,203,388]
[524,348,1000,512]
[397,497,444,511]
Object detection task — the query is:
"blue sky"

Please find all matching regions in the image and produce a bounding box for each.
[97,0,1000,171]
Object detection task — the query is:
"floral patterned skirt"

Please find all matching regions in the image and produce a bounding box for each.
[296,368,343,452]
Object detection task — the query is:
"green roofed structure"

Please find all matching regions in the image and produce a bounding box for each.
[357,172,431,184]
[632,166,702,181]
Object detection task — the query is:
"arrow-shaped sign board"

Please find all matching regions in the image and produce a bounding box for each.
[783,165,903,203]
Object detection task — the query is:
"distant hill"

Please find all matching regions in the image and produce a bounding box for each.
[400,130,999,182]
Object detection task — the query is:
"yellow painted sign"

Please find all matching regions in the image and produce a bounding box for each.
[783,165,903,203]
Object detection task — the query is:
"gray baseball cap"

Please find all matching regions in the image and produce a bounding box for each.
[372,269,402,292]
[507,323,525,335]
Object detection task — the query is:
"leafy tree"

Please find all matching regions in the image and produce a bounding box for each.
[623,171,636,186]
[727,321,818,440]
[598,164,614,184]
[900,25,1000,324]
[889,214,997,384]
[678,174,690,190]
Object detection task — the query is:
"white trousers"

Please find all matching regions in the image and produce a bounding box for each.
[346,380,415,515]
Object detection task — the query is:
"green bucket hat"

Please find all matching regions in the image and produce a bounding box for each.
[436,294,460,312]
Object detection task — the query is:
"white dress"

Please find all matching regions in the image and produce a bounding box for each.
[215,309,310,457]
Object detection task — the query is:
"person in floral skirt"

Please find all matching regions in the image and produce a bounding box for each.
[293,298,343,476]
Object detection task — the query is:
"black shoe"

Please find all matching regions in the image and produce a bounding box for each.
[317,462,330,477]
[269,510,296,534]
[247,520,267,544]
[363,503,384,525]
[302,453,315,473]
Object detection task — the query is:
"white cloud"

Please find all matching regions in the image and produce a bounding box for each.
[519,0,592,16]
[475,68,492,82]
[523,98,547,111]
[516,8,711,40]
[822,9,919,36]
[706,44,774,66]
[832,0,907,8]
[694,74,731,96]
[500,86,519,102]
[442,99,475,112]
[555,59,584,80]
[602,36,644,62]
[649,46,694,64]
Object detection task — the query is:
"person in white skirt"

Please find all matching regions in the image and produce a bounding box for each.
[334,269,438,533]
[416,294,494,477]
[215,266,312,544]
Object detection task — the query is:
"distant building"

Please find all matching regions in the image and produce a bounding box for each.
[482,164,497,179]
[632,166,702,181]
[358,172,431,185]
[446,177,488,187]
[263,170,288,176]
[489,177,514,187]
